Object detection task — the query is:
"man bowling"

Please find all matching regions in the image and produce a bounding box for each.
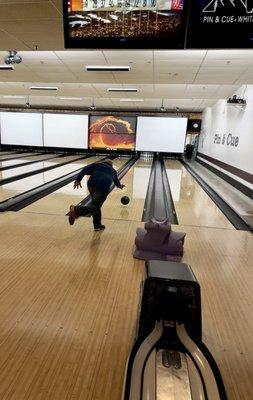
[68,160,125,231]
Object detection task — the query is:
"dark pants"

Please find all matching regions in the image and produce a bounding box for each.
[77,186,109,229]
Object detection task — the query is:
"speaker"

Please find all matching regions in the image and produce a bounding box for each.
[187,119,201,132]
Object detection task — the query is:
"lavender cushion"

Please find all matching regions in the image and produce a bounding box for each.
[133,218,186,261]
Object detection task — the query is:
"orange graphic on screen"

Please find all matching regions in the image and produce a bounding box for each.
[69,0,82,11]
[89,115,136,150]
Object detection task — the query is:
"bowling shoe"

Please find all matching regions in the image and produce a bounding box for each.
[69,205,78,225]
[94,225,105,231]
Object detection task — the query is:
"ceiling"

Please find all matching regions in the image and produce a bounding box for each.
[0,1,253,112]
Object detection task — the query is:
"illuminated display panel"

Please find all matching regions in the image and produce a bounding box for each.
[63,0,188,48]
[89,115,136,150]
[187,0,253,48]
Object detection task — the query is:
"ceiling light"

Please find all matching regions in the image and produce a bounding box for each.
[60,97,82,101]
[108,87,138,92]
[0,65,14,70]
[4,50,22,65]
[160,98,166,112]
[30,86,58,91]
[120,98,144,102]
[86,65,130,72]
[3,95,25,99]
[90,98,96,110]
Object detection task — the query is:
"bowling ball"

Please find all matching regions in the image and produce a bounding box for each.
[121,196,130,205]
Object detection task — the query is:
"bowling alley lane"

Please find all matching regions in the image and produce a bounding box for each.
[0,156,99,204]
[101,158,153,222]
[0,154,84,180]
[21,157,128,215]
[164,159,234,230]
[0,150,19,156]
[0,151,37,161]
[0,153,60,169]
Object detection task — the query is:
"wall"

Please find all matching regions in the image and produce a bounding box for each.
[198,85,253,190]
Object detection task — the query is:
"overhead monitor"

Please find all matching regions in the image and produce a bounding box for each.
[63,0,188,49]
[89,115,136,150]
[187,0,253,48]
[136,116,187,153]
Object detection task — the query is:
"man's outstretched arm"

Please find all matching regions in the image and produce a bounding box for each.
[74,164,95,189]
[113,170,125,189]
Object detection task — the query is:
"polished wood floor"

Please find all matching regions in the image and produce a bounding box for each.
[164,159,234,230]
[0,158,252,400]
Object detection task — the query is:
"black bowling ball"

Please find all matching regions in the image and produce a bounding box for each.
[121,196,130,205]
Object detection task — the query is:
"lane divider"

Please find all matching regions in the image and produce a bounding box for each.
[0,157,107,212]
[0,155,92,186]
[181,159,252,232]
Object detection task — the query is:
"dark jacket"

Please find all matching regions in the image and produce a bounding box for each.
[76,161,121,192]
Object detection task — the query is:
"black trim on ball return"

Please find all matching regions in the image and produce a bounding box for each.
[142,154,178,224]
[122,260,228,400]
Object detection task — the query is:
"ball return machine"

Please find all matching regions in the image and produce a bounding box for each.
[122,261,227,400]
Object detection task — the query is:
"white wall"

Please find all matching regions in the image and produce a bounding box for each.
[0,112,43,146]
[136,117,188,153]
[43,113,89,149]
[198,86,253,189]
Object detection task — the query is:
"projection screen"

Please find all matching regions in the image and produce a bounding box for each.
[43,113,89,149]
[0,112,43,146]
[136,116,188,153]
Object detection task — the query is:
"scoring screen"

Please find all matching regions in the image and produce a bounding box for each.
[64,0,187,48]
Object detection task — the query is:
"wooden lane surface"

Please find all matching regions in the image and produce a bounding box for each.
[0,212,252,400]
[0,152,36,160]
[0,155,82,180]
[0,151,19,156]
[0,156,95,203]
[0,153,61,169]
[164,159,234,230]
[0,212,145,400]
[174,224,253,400]
[21,157,127,215]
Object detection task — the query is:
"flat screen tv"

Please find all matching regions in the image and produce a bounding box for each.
[186,0,253,48]
[63,0,188,49]
[89,115,136,150]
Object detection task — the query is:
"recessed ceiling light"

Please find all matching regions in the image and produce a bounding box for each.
[86,65,130,72]
[3,95,25,99]
[59,97,82,101]
[0,65,14,70]
[120,98,144,102]
[30,86,58,91]
[108,87,138,92]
